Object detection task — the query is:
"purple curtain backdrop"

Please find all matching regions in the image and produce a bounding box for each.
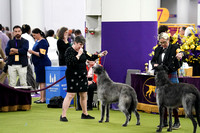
[101,21,157,83]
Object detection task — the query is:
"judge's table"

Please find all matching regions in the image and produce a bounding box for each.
[131,73,200,115]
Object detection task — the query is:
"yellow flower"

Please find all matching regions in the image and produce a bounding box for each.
[196,46,200,51]
[149,51,154,57]
[172,38,178,44]
[190,44,195,49]
[182,44,190,50]
[153,45,158,50]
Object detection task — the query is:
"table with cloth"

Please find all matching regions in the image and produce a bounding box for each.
[131,74,200,115]
[0,84,32,112]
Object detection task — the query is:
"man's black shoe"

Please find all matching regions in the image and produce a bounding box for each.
[81,113,95,119]
[60,115,68,122]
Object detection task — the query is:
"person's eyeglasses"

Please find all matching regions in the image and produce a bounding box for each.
[159,41,167,45]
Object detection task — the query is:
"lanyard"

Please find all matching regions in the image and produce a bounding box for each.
[14,39,18,48]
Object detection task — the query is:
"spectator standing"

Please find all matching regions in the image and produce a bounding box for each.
[28,28,51,103]
[21,24,37,90]
[21,24,35,56]
[5,25,29,87]
[74,29,82,37]
[0,24,9,54]
[86,60,98,110]
[46,29,58,66]
[179,27,186,38]
[57,27,71,66]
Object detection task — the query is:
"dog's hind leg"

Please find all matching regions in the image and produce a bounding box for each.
[99,103,106,123]
[167,108,172,132]
[195,101,200,127]
[134,109,140,125]
[121,109,130,127]
[128,106,132,122]
[187,114,197,133]
[183,96,197,133]
[157,105,165,132]
[105,104,110,122]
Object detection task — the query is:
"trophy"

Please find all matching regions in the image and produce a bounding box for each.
[145,63,148,73]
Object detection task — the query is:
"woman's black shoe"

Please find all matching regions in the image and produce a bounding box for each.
[81,113,95,119]
[60,115,68,122]
[35,100,46,104]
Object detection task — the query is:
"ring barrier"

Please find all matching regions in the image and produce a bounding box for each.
[0,76,66,93]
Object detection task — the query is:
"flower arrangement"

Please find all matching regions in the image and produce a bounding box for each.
[149,28,200,65]
[172,28,200,65]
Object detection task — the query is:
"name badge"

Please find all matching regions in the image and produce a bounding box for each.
[15,55,19,61]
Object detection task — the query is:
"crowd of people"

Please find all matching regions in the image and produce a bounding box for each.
[1,23,197,128]
[0,23,108,121]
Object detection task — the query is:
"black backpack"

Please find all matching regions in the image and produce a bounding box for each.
[47,96,64,108]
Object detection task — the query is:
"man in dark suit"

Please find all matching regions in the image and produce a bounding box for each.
[151,32,185,130]
[5,25,29,87]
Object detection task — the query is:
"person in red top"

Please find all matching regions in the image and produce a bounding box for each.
[86,60,98,110]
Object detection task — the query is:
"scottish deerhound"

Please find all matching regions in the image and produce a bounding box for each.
[93,64,140,126]
[154,65,200,133]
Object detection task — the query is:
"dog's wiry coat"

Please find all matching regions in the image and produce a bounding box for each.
[93,65,140,126]
[154,65,200,133]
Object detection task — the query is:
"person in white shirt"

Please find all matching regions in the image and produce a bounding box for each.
[21,24,37,90]
[46,30,58,66]
[21,24,35,54]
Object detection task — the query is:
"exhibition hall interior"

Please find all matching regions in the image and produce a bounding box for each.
[0,0,200,133]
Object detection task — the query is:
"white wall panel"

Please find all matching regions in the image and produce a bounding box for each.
[86,0,101,15]
[177,0,189,23]
[102,0,157,22]
[11,0,23,28]
[11,0,44,30]
[141,0,157,21]
[22,0,44,30]
[44,0,85,34]
[161,0,177,23]
[102,0,141,22]
[188,0,197,25]
[198,4,200,26]
[0,0,11,28]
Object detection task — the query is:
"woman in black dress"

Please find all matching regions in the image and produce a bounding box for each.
[57,27,71,66]
[60,36,108,121]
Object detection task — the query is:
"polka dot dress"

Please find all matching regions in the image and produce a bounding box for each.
[65,47,98,93]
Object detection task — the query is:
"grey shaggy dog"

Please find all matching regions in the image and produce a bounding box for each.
[154,65,200,133]
[93,64,140,127]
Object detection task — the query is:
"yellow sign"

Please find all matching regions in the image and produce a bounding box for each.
[157,8,169,22]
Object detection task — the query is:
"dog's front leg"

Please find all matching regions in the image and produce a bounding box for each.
[167,108,172,132]
[105,104,110,122]
[157,105,164,132]
[99,103,106,123]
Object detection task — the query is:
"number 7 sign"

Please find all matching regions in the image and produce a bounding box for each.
[157,8,169,22]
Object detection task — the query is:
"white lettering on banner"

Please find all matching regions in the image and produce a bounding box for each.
[49,88,58,92]
[61,84,67,87]
[63,88,67,90]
